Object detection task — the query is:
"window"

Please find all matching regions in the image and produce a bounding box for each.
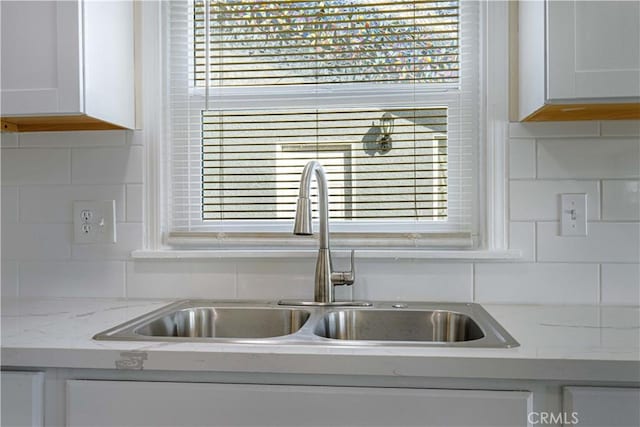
[166,0,480,247]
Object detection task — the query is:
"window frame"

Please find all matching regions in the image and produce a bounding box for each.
[137,0,511,257]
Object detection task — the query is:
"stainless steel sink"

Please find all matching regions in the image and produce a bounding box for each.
[95,301,311,341]
[94,300,518,348]
[315,309,484,342]
[135,307,310,339]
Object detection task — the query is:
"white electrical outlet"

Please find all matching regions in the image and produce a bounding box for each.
[560,194,587,236]
[73,201,116,244]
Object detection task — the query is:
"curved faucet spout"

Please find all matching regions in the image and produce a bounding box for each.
[294,161,330,250]
[293,161,354,304]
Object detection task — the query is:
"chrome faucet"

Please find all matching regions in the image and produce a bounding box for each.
[293,161,355,304]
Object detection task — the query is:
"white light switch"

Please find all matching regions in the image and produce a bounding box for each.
[73,200,116,244]
[560,194,587,236]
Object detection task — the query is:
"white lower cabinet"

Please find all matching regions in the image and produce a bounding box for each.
[0,371,44,427]
[67,380,532,427]
[563,387,640,427]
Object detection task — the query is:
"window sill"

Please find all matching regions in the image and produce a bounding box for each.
[131,249,521,261]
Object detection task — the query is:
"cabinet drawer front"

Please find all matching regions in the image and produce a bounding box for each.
[1,371,44,427]
[67,380,532,427]
[563,387,640,427]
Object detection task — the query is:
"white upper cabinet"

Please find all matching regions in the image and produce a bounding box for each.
[548,1,640,100]
[0,0,134,131]
[518,0,640,121]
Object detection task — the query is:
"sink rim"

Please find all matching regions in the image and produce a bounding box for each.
[93,300,519,348]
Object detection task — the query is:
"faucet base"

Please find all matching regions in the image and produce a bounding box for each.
[277,300,372,307]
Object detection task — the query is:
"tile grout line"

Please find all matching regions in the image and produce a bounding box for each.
[123,260,128,298]
[16,261,21,298]
[15,131,22,299]
[597,263,603,304]
[15,184,23,296]
[599,179,603,221]
[471,263,476,302]
[234,261,239,298]
[533,221,538,263]
[533,138,539,180]
[69,148,73,184]
[124,184,129,223]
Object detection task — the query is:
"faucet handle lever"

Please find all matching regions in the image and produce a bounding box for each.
[331,250,356,286]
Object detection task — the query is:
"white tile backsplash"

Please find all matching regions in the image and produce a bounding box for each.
[602,180,640,221]
[509,121,600,138]
[72,223,143,260]
[1,132,18,148]
[353,261,473,302]
[537,138,640,179]
[475,263,599,304]
[509,139,536,179]
[236,258,315,300]
[537,222,640,263]
[509,222,536,262]
[601,264,640,306]
[1,148,70,185]
[2,186,18,224]
[2,223,72,261]
[19,185,126,223]
[71,146,143,184]
[125,184,143,222]
[1,122,639,305]
[1,260,19,297]
[126,260,236,299]
[600,120,640,137]
[19,261,125,297]
[19,130,126,148]
[509,180,600,221]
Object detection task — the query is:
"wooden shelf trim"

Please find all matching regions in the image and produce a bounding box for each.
[523,103,640,122]
[1,115,127,132]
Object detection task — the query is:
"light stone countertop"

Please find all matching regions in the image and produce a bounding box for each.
[1,297,639,382]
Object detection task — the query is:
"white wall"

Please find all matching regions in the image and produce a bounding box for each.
[1,121,639,305]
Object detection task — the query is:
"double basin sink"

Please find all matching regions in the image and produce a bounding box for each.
[94,300,518,348]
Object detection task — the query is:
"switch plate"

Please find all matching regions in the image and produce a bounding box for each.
[73,200,116,244]
[560,194,587,236]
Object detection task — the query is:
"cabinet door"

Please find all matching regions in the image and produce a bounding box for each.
[67,380,532,427]
[0,1,82,115]
[563,387,640,427]
[1,371,44,427]
[547,0,640,101]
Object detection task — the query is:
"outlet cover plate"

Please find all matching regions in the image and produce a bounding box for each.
[73,200,116,244]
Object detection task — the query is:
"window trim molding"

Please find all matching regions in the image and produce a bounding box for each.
[140,0,511,256]
[139,0,164,252]
[481,0,509,251]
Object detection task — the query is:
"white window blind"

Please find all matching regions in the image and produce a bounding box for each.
[202,107,448,221]
[194,0,460,86]
[166,0,479,244]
